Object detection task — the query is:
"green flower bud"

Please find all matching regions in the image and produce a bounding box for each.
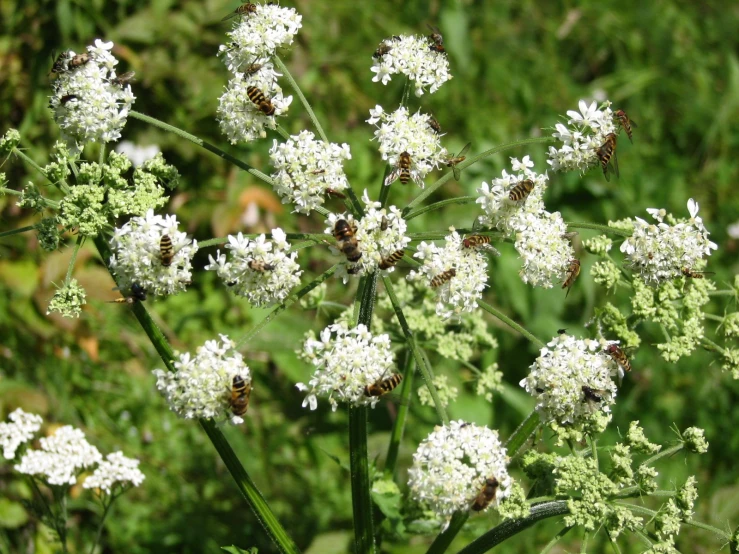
[635,465,659,493]
[476,363,503,402]
[0,129,21,155]
[610,443,634,485]
[47,279,87,319]
[299,282,327,309]
[36,218,62,251]
[591,260,621,290]
[605,505,642,539]
[140,152,181,189]
[608,218,635,233]
[582,235,613,256]
[626,421,661,454]
[497,482,530,520]
[722,348,739,379]
[44,160,71,184]
[682,427,708,454]
[631,278,657,318]
[723,313,739,339]
[596,303,641,349]
[655,498,682,541]
[676,476,698,519]
[417,375,457,408]
[17,182,45,213]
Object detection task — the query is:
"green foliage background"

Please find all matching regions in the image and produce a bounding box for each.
[1,0,738,552]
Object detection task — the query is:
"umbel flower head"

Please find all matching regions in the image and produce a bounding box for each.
[15,425,102,486]
[0,408,43,460]
[408,229,489,319]
[153,335,252,424]
[109,209,198,297]
[370,34,452,95]
[47,278,87,319]
[367,106,448,187]
[514,210,576,289]
[205,228,302,308]
[296,323,396,411]
[521,334,621,443]
[269,131,352,214]
[83,451,145,494]
[408,421,512,528]
[620,199,717,285]
[49,39,135,147]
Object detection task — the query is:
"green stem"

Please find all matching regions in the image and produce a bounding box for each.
[273,56,328,144]
[701,337,726,355]
[566,222,632,237]
[407,229,506,241]
[384,349,415,477]
[478,300,546,349]
[589,436,599,473]
[640,443,683,467]
[425,511,469,554]
[129,111,274,186]
[540,526,573,554]
[703,313,725,323]
[12,148,48,179]
[0,224,37,238]
[64,235,84,286]
[405,196,477,221]
[606,528,623,554]
[405,137,554,213]
[274,125,291,140]
[580,531,589,554]
[708,290,737,297]
[0,187,21,196]
[456,501,569,554]
[505,411,541,459]
[89,497,113,554]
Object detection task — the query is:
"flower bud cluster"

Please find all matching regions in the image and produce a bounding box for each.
[47,279,87,319]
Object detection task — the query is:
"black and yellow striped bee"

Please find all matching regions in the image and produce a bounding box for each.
[614,109,637,143]
[430,268,456,288]
[333,219,362,263]
[681,267,714,279]
[471,477,499,511]
[110,282,147,304]
[562,258,581,297]
[463,235,490,249]
[159,234,174,267]
[595,133,619,181]
[385,151,422,186]
[229,375,252,416]
[111,71,136,87]
[222,3,257,21]
[364,373,403,397]
[605,344,632,373]
[379,250,404,270]
[508,179,535,202]
[248,259,276,272]
[446,142,471,181]
[247,86,276,116]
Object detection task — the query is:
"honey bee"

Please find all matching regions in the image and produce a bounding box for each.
[111,282,147,304]
[385,151,422,186]
[379,250,404,270]
[562,258,581,297]
[229,375,252,416]
[471,477,499,511]
[581,386,604,403]
[595,133,619,181]
[248,259,276,272]
[60,94,79,106]
[364,373,403,397]
[446,142,471,181]
[380,216,389,231]
[246,86,276,116]
[49,51,71,75]
[333,219,362,262]
[463,235,490,249]
[222,3,257,21]
[373,39,394,59]
[67,53,91,70]
[428,116,441,134]
[325,188,346,200]
[430,268,456,288]
[605,343,632,373]
[614,109,637,143]
[681,267,714,279]
[159,234,174,267]
[427,24,446,54]
[508,179,535,202]
[111,71,136,87]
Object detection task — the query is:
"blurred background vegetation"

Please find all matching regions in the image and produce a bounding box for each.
[1,0,739,552]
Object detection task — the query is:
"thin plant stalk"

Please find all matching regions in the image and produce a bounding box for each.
[89,496,115,554]
[384,348,415,477]
[478,300,546,349]
[540,526,573,554]
[425,511,469,554]
[273,56,329,144]
[405,196,477,221]
[65,235,84,285]
[566,221,631,237]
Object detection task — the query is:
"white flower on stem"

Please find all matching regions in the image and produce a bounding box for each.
[476,156,549,233]
[546,100,618,174]
[514,211,575,288]
[50,39,135,146]
[217,66,292,144]
[296,323,396,411]
[620,199,718,285]
[109,209,198,297]
[269,131,352,214]
[205,228,302,307]
[408,421,512,528]
[152,335,252,424]
[218,4,302,73]
[370,34,452,95]
[408,229,489,319]
[0,409,43,460]
[15,426,102,486]
[367,106,448,187]
[83,451,145,494]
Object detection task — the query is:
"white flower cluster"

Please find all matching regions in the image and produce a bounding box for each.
[546,100,619,174]
[0,408,43,459]
[296,323,396,411]
[205,228,302,307]
[15,426,102,486]
[408,229,488,319]
[50,39,135,147]
[324,192,410,280]
[476,156,549,233]
[367,106,448,187]
[83,451,145,494]
[408,421,512,526]
[269,131,352,214]
[109,209,198,297]
[621,199,718,285]
[520,334,620,429]
[370,34,452,95]
[153,335,252,424]
[514,211,575,288]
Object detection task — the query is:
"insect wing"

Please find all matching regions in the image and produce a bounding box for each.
[384,167,401,187]
[453,163,461,181]
[606,151,620,181]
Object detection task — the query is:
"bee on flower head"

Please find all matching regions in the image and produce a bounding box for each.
[67,53,91,70]
[49,51,71,75]
[446,142,471,181]
[614,109,637,143]
[562,258,581,297]
[248,259,276,272]
[508,179,535,202]
[379,249,404,270]
[595,133,619,181]
[471,476,499,511]
[159,234,175,267]
[111,71,136,87]
[228,375,252,416]
[427,115,441,134]
[333,219,362,263]
[110,282,147,304]
[604,343,632,373]
[581,385,605,404]
[430,268,456,288]
[364,372,403,397]
[385,151,423,187]
[247,86,276,116]
[427,24,446,55]
[222,3,257,21]
[373,39,394,59]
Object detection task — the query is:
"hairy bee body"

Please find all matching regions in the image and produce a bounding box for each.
[229,375,252,416]
[463,235,491,249]
[471,477,499,511]
[562,259,581,297]
[60,94,79,105]
[50,51,71,75]
[581,386,604,403]
[246,86,276,116]
[68,53,91,70]
[428,116,441,134]
[596,133,619,181]
[605,344,631,373]
[333,219,362,263]
[427,25,446,55]
[159,234,174,267]
[222,3,257,21]
[508,179,535,202]
[248,259,276,272]
[614,109,636,143]
[379,250,404,270]
[111,283,147,304]
[373,41,393,59]
[364,373,403,397]
[430,268,456,288]
[111,71,135,87]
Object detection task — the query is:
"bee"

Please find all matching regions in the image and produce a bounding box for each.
[562,258,581,297]
[246,86,276,116]
[373,39,393,59]
[427,24,446,55]
[471,477,499,511]
[430,268,456,288]
[111,283,147,304]
[242,63,263,76]
[229,375,252,417]
[111,71,136,87]
[385,151,423,187]
[347,264,362,275]
[508,179,535,202]
[248,259,276,272]
[605,343,632,373]
[60,94,79,106]
[428,116,441,134]
[614,109,637,143]
[380,216,389,231]
[379,250,404,270]
[325,188,346,200]
[159,234,174,267]
[67,53,91,70]
[49,51,71,75]
[681,267,714,279]
[595,133,619,182]
[333,219,362,263]
[364,373,403,397]
[446,142,471,181]
[222,3,257,21]
[581,386,604,403]
[557,328,567,335]
[463,235,490,249]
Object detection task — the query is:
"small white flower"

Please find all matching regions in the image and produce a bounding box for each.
[269,131,352,214]
[296,323,396,411]
[0,409,43,460]
[15,426,102,486]
[408,230,489,319]
[408,421,512,528]
[514,211,575,288]
[109,209,198,297]
[115,141,160,167]
[205,228,302,307]
[153,335,252,424]
[728,220,739,240]
[370,34,452,96]
[83,451,145,493]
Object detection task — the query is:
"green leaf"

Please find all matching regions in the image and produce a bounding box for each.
[370,479,402,520]
[221,546,257,554]
[0,498,29,529]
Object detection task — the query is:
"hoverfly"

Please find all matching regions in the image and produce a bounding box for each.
[378,249,404,270]
[430,268,456,288]
[111,71,136,87]
[428,115,441,134]
[159,234,174,267]
[471,477,499,511]
[222,3,257,22]
[562,258,581,297]
[681,267,714,279]
[581,385,605,403]
[427,24,445,55]
[508,179,535,202]
[595,133,619,181]
[385,151,423,187]
[614,109,637,143]
[333,219,361,262]
[604,343,632,373]
[110,283,147,304]
[229,375,252,416]
[446,142,471,181]
[364,372,403,397]
[246,86,276,116]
